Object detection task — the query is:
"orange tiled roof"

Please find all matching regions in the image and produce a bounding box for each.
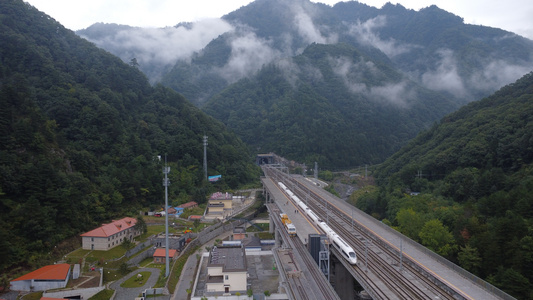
[153,248,177,257]
[80,217,137,238]
[12,264,70,282]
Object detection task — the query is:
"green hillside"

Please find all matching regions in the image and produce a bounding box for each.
[0,0,258,275]
[204,43,458,168]
[358,72,533,299]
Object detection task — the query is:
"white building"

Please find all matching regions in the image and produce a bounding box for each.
[206,245,247,296]
[80,217,139,250]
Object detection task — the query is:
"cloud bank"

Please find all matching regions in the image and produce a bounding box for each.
[330,56,414,106]
[80,19,233,80]
[348,16,415,58]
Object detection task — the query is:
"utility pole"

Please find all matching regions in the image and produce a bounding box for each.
[203,135,208,181]
[163,156,170,277]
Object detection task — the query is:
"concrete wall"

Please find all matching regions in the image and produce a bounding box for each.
[43,286,105,299]
[126,240,153,258]
[11,278,69,292]
[82,236,110,250]
[226,272,247,291]
[72,264,80,280]
[127,248,155,266]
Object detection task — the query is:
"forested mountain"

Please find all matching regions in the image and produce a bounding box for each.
[355,72,533,299]
[78,0,533,168]
[0,0,258,275]
[203,42,458,167]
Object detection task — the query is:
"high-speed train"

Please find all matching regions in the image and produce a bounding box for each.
[278,182,357,265]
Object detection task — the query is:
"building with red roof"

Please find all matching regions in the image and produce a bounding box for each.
[178,201,198,210]
[80,217,139,250]
[153,248,178,264]
[10,264,70,292]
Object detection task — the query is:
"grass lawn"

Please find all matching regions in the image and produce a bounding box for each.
[141,224,182,239]
[91,245,128,260]
[21,292,42,300]
[257,232,274,239]
[179,206,206,219]
[246,223,269,232]
[120,271,151,288]
[88,289,114,300]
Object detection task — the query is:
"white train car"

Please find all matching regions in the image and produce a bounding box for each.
[306,210,321,224]
[278,181,357,265]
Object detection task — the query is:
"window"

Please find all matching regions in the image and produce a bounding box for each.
[91,237,94,242]
[225,275,229,280]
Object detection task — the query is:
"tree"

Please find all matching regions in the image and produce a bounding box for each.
[488,266,531,299]
[121,238,134,250]
[395,208,424,241]
[419,219,456,257]
[193,218,201,232]
[119,262,130,275]
[135,216,148,235]
[458,244,482,274]
[129,58,139,68]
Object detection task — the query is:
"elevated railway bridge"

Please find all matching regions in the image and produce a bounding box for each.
[261,165,515,300]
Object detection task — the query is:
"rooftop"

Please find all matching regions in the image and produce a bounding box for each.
[233,227,246,234]
[178,201,198,209]
[80,217,137,238]
[153,248,177,257]
[208,245,247,272]
[12,264,70,282]
[209,192,232,200]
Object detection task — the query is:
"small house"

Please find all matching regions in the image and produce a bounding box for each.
[178,201,198,210]
[153,248,178,264]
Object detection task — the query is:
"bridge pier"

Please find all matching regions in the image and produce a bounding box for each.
[330,254,357,300]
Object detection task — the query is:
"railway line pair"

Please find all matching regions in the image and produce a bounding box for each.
[262,165,513,300]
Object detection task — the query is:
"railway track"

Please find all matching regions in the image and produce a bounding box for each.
[268,202,339,300]
[264,166,458,299]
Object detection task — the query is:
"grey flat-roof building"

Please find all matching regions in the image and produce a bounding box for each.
[206,245,247,296]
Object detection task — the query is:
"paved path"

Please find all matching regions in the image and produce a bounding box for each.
[171,254,199,300]
[110,268,169,300]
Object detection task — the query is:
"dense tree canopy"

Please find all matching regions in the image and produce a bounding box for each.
[0,0,258,275]
[203,43,458,169]
[354,72,533,299]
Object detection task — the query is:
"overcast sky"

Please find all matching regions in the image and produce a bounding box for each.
[24,0,533,39]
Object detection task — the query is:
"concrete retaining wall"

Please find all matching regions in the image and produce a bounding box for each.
[43,286,105,299]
